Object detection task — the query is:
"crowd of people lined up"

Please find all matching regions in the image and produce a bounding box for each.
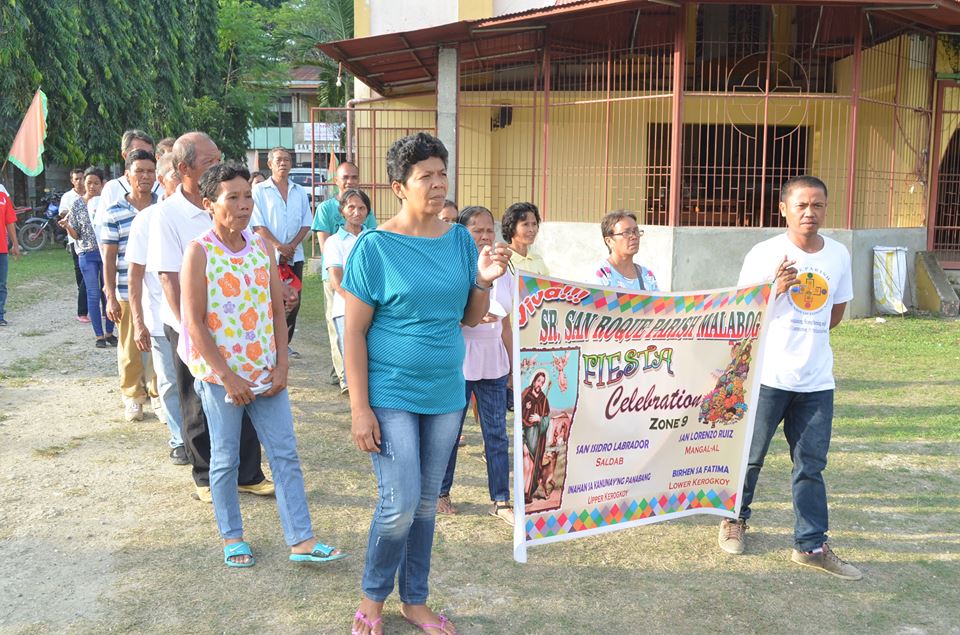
[0,125,861,633]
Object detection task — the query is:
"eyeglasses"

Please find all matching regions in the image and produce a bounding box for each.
[609,229,643,238]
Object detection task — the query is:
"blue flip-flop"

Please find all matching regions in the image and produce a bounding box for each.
[223,541,255,568]
[289,542,348,564]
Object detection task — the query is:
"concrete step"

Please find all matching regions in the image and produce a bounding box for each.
[917,252,959,316]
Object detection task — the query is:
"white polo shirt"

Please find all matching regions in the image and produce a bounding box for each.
[146,186,212,332]
[323,227,362,318]
[251,177,312,263]
[125,204,165,337]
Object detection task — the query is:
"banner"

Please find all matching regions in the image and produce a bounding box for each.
[511,273,773,562]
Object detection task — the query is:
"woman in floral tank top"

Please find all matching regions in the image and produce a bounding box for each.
[181,163,345,568]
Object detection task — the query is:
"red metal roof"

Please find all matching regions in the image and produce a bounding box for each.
[289,66,321,82]
[316,0,960,96]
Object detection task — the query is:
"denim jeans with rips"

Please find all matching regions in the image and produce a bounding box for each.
[361,407,461,604]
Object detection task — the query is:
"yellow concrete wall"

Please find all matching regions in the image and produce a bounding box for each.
[459,0,493,21]
[354,0,370,37]
[459,106,494,211]
[834,35,933,228]
[358,91,857,224]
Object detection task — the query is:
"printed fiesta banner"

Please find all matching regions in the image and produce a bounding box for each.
[511,273,773,562]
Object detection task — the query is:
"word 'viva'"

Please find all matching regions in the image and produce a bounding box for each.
[518,284,591,328]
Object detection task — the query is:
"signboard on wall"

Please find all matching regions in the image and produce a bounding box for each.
[300,122,343,147]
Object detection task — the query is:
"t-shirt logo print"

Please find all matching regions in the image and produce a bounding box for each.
[789,271,829,312]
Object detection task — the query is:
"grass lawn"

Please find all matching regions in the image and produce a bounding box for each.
[297,263,326,327]
[3,251,959,634]
[4,245,74,313]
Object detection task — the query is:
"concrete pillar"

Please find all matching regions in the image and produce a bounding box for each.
[437,46,458,196]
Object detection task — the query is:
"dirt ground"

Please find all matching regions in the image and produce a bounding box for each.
[2,271,959,635]
[0,289,369,633]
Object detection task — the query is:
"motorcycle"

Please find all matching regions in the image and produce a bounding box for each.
[17,190,67,251]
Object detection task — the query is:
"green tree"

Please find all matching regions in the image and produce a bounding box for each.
[2,0,302,170]
[77,0,150,164]
[191,0,223,99]
[149,0,193,137]
[22,1,87,166]
[276,0,354,106]
[0,2,40,160]
[209,0,287,159]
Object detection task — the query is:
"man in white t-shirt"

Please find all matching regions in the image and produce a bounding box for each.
[718,175,861,581]
[147,132,270,502]
[126,152,187,465]
[58,168,88,322]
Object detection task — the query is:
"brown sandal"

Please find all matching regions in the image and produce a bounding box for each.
[436,494,458,515]
[489,501,515,525]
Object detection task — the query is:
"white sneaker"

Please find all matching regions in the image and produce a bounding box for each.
[124,398,144,422]
[150,396,166,424]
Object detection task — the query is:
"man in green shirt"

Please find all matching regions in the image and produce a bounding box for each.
[311,161,376,388]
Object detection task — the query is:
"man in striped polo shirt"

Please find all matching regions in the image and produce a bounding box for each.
[102,149,160,422]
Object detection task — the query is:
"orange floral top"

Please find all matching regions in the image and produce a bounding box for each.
[185,228,277,385]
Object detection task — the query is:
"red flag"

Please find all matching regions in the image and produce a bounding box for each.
[327,151,338,197]
[7,89,48,177]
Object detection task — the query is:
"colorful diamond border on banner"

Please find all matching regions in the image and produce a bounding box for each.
[519,276,770,318]
[524,489,737,541]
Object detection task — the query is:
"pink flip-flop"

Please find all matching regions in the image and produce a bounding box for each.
[352,610,383,635]
[403,614,454,634]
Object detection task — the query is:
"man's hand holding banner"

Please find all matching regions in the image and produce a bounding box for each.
[512,273,773,562]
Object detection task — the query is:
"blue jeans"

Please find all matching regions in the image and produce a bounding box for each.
[0,252,7,321]
[739,385,833,551]
[333,316,346,388]
[362,407,461,604]
[77,250,113,338]
[195,380,313,546]
[440,375,510,502]
[151,335,183,448]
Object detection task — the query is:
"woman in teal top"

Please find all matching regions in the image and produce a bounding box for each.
[343,133,509,635]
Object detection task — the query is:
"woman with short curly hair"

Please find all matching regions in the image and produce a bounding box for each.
[343,133,510,635]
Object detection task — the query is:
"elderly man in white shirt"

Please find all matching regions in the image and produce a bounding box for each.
[250,146,312,358]
[147,131,272,503]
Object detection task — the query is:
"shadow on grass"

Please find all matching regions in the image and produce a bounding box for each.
[839,378,960,391]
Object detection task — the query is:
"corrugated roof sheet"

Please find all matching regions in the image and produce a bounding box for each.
[316,0,960,96]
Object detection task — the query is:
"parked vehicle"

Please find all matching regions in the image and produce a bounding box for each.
[17,190,66,251]
[288,168,328,206]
